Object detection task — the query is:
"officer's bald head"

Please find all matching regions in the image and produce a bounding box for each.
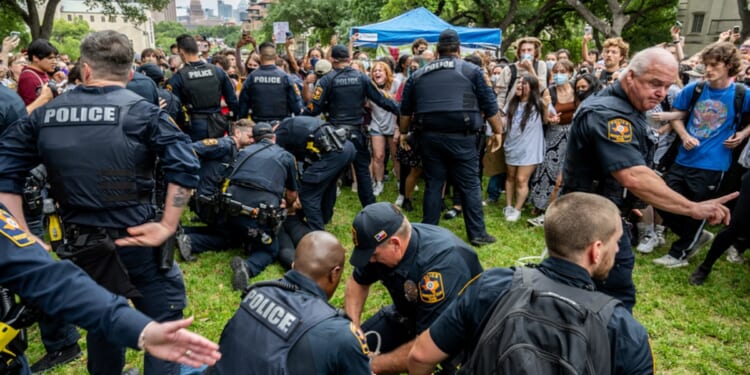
[293,231,345,299]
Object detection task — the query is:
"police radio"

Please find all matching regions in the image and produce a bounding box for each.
[0,288,39,373]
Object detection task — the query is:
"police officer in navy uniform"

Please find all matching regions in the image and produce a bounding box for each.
[562,47,737,311]
[238,42,303,123]
[398,29,503,246]
[407,193,654,375]
[0,30,200,375]
[303,45,399,207]
[344,202,483,374]
[0,204,221,374]
[167,34,239,141]
[275,116,355,230]
[176,120,255,262]
[139,62,183,122]
[224,123,298,290]
[127,68,160,106]
[0,85,26,134]
[210,231,371,374]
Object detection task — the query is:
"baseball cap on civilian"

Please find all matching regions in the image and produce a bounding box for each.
[438,29,460,44]
[349,202,405,268]
[331,45,349,60]
[314,59,332,75]
[253,122,274,141]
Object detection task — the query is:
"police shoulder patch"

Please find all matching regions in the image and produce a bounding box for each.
[313,86,323,101]
[293,84,301,97]
[202,138,219,146]
[419,271,445,304]
[349,322,370,355]
[0,209,35,248]
[351,226,359,247]
[607,118,633,143]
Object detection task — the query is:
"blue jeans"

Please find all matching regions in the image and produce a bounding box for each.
[486,173,506,201]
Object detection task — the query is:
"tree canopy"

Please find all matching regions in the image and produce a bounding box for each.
[50,18,91,60]
[1,0,170,40]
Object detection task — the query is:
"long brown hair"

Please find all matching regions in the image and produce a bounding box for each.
[506,75,544,133]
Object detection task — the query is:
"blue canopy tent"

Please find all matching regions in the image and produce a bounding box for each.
[351,7,501,49]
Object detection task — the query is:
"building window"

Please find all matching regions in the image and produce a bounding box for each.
[109,15,116,22]
[90,15,95,22]
[101,16,105,22]
[692,13,705,34]
[78,15,83,20]
[67,15,72,21]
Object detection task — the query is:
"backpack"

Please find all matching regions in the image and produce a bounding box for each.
[458,267,619,375]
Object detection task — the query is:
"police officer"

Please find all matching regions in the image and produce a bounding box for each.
[275,116,355,230]
[398,29,503,246]
[344,202,483,374]
[210,231,371,374]
[168,34,238,141]
[303,45,399,207]
[0,30,200,375]
[0,85,26,134]
[238,42,303,122]
[139,62,183,122]
[407,193,654,375]
[0,204,221,374]
[127,68,160,105]
[224,123,298,290]
[177,120,254,261]
[562,47,737,311]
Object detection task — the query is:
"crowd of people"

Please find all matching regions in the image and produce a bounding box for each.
[0,19,748,374]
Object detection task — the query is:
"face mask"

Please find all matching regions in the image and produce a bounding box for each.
[361,60,370,71]
[247,68,256,75]
[546,60,555,70]
[553,73,568,85]
[229,74,239,80]
[521,54,533,61]
[576,89,592,101]
[491,74,501,83]
[310,58,319,69]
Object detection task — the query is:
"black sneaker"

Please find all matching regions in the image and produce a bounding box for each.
[30,343,82,374]
[230,256,250,291]
[443,208,462,220]
[470,234,497,247]
[689,265,711,286]
[176,231,196,262]
[402,198,414,212]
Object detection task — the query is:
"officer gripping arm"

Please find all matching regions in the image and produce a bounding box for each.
[285,74,304,116]
[302,73,330,116]
[0,204,221,368]
[363,74,399,115]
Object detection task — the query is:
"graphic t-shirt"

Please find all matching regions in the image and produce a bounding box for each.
[672,81,750,171]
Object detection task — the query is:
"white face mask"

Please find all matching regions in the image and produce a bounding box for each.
[546,60,555,70]
[553,73,569,85]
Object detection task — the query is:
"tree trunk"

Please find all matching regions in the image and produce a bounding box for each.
[563,0,631,37]
[22,0,61,40]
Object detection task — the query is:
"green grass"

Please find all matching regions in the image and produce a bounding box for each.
[26,178,750,374]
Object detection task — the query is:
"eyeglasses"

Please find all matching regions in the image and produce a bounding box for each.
[12,60,27,65]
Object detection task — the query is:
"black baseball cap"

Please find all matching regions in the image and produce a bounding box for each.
[331,45,349,60]
[350,202,405,268]
[253,122,274,141]
[138,63,164,84]
[438,29,460,44]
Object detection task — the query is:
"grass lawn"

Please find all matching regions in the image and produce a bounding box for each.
[25,179,750,374]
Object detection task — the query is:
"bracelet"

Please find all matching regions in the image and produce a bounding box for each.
[138,321,156,351]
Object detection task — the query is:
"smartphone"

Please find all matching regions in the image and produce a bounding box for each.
[584,25,592,36]
[674,20,683,29]
[353,28,359,34]
[734,25,741,34]
[10,31,20,38]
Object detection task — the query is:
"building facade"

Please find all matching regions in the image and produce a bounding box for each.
[57,0,154,54]
[678,0,743,56]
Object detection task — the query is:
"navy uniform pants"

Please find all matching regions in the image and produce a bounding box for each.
[594,218,636,312]
[420,132,488,240]
[348,129,375,208]
[187,116,209,142]
[300,142,356,230]
[88,246,186,375]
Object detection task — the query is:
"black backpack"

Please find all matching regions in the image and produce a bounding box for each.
[458,267,619,375]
